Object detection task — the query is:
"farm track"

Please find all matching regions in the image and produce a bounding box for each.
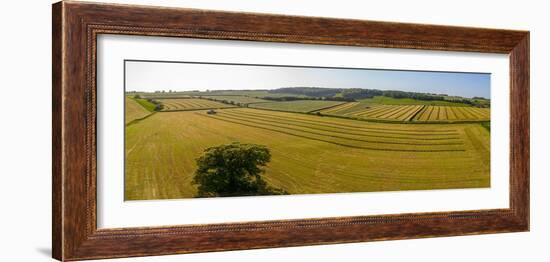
[225,111,461,140]
[201,113,465,152]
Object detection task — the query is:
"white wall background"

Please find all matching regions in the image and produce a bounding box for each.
[0,0,546,261]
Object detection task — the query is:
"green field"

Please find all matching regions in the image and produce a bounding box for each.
[133,98,157,112]
[249,100,346,113]
[125,97,152,124]
[125,107,490,200]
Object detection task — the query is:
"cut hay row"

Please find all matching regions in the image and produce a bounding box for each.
[368,106,404,119]
[390,105,414,121]
[446,106,458,120]
[439,106,448,120]
[354,105,392,118]
[416,106,434,121]
[366,106,403,118]
[346,105,385,117]
[349,105,388,117]
[456,107,475,119]
[475,108,490,118]
[465,107,485,118]
[385,105,418,120]
[429,106,440,121]
[450,107,467,119]
[395,105,420,120]
[401,105,425,121]
[416,106,432,121]
[387,105,413,120]
[452,107,490,120]
[467,107,490,119]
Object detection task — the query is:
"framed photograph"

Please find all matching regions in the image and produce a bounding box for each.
[52,1,529,261]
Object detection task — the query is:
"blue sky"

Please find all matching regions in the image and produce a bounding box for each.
[126,61,490,98]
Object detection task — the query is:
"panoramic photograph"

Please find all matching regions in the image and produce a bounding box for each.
[124,60,491,201]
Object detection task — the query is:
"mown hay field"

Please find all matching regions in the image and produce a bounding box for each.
[412,106,490,122]
[249,100,345,113]
[201,95,268,105]
[125,97,152,124]
[357,96,471,106]
[158,98,234,111]
[320,103,490,122]
[125,107,490,200]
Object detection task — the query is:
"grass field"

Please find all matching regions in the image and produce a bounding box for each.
[125,107,490,200]
[249,100,346,113]
[158,98,234,111]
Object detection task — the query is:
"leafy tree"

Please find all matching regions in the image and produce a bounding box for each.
[192,143,287,197]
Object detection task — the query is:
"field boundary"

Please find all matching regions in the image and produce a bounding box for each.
[126,112,157,127]
[308,102,348,113]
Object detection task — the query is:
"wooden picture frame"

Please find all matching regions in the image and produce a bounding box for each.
[52,1,529,261]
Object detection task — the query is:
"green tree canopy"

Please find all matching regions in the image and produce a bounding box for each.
[192,142,287,197]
